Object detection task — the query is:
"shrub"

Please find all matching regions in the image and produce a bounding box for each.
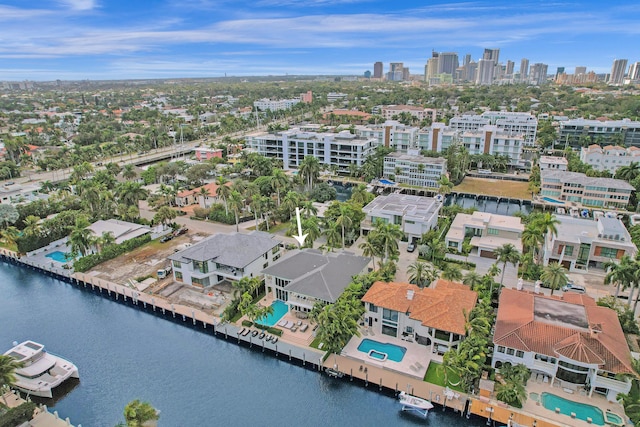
[241,320,253,327]
[267,327,283,336]
[0,402,37,427]
[73,234,151,272]
[192,207,210,219]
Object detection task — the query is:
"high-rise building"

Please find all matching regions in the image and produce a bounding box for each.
[387,62,404,81]
[629,62,640,81]
[426,56,439,80]
[463,54,471,67]
[373,62,383,79]
[506,60,515,76]
[575,66,587,75]
[609,59,628,85]
[530,63,548,85]
[483,48,499,63]
[555,67,565,79]
[476,59,495,85]
[520,58,529,82]
[402,67,411,81]
[438,52,459,76]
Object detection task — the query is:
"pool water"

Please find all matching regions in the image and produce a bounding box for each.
[357,339,406,362]
[542,196,564,204]
[45,251,70,263]
[605,411,624,426]
[379,179,395,185]
[540,392,604,425]
[256,300,288,327]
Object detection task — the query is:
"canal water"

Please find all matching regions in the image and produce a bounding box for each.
[0,262,487,427]
[445,194,533,215]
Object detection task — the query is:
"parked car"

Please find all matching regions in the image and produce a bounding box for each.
[561,283,586,294]
[174,228,188,236]
[407,243,416,253]
[160,235,173,243]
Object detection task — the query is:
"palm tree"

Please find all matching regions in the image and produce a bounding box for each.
[531,212,560,257]
[228,190,244,232]
[349,184,370,205]
[408,261,433,288]
[616,161,640,181]
[198,186,210,206]
[116,181,148,207]
[68,225,95,257]
[494,244,521,288]
[270,169,289,206]
[423,237,445,263]
[462,271,483,290]
[437,175,454,195]
[369,220,404,263]
[0,226,20,249]
[22,215,41,237]
[299,155,321,191]
[0,354,24,405]
[541,262,568,296]
[521,225,544,261]
[154,206,177,228]
[280,191,300,221]
[359,237,380,271]
[323,222,342,250]
[442,264,463,281]
[301,217,322,248]
[300,200,318,218]
[495,380,527,408]
[123,399,159,427]
[335,204,353,249]
[604,255,636,298]
[216,181,232,215]
[122,164,138,180]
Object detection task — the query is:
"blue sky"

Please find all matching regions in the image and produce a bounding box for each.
[1,1,639,81]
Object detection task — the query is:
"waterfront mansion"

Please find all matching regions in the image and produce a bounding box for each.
[493,289,634,401]
[362,280,478,354]
[445,211,524,258]
[168,232,283,288]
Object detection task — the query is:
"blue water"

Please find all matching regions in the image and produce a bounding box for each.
[257,300,288,327]
[0,261,484,427]
[379,179,395,185]
[357,339,407,362]
[542,196,564,204]
[45,251,70,263]
[541,392,604,425]
[444,194,533,215]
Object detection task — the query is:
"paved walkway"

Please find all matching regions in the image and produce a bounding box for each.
[1,391,77,427]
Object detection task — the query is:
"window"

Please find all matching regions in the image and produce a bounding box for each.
[263,262,268,269]
[487,228,499,236]
[516,350,524,358]
[175,271,183,281]
[193,260,208,274]
[383,308,398,322]
[599,247,619,258]
[564,246,574,256]
[172,260,182,269]
[369,303,378,313]
[497,346,505,353]
[506,348,515,356]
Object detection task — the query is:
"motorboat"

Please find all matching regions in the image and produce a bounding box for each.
[325,367,344,378]
[398,391,434,417]
[4,341,79,398]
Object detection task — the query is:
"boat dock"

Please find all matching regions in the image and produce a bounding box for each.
[1,390,78,427]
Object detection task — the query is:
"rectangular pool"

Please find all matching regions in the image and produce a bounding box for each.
[540,392,604,425]
[45,251,70,263]
[379,179,395,185]
[357,339,406,362]
[542,196,564,204]
[256,300,288,327]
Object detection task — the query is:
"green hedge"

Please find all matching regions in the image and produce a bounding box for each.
[73,234,151,272]
[241,320,253,327]
[0,402,37,427]
[267,327,283,337]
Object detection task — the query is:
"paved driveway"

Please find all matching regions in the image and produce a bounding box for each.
[446,253,519,286]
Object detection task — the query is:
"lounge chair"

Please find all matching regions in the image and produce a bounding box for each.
[300,324,308,332]
[278,319,287,327]
[238,327,246,335]
[285,321,295,329]
[271,337,278,344]
[415,362,424,370]
[297,320,302,326]
[291,326,298,332]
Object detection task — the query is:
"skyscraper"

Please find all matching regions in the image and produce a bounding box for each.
[463,54,471,67]
[520,58,529,82]
[387,62,404,81]
[426,55,439,80]
[575,66,587,75]
[609,59,628,85]
[483,48,499,63]
[629,62,640,81]
[438,52,459,76]
[476,59,495,85]
[530,63,548,85]
[506,60,515,76]
[373,62,383,79]
[555,67,565,79]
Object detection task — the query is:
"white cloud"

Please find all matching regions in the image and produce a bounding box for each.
[57,0,98,11]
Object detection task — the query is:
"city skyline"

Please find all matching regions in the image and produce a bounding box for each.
[1,0,639,81]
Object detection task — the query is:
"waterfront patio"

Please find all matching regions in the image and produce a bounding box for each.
[341,329,442,380]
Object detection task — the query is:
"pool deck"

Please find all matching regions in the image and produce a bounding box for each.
[522,379,629,427]
[341,330,442,380]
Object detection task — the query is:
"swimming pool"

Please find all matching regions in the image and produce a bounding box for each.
[45,251,70,263]
[542,196,564,204]
[540,392,605,425]
[256,300,288,327]
[357,339,406,362]
[379,179,395,185]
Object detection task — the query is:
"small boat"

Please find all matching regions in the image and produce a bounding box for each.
[251,330,259,337]
[4,341,79,398]
[241,329,251,336]
[265,335,272,342]
[238,328,246,336]
[325,367,344,378]
[271,337,278,344]
[398,391,434,418]
[258,332,265,340]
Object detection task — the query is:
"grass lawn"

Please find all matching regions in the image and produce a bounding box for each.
[454,177,531,200]
[267,221,290,234]
[423,361,464,392]
[309,337,324,349]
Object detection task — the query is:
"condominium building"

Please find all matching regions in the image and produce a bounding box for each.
[476,59,495,85]
[629,62,640,82]
[609,59,628,85]
[540,170,634,209]
[538,155,568,172]
[355,121,419,152]
[387,63,405,81]
[580,144,640,173]
[452,111,538,146]
[326,92,348,102]
[438,52,459,76]
[543,216,637,271]
[380,105,437,123]
[253,98,300,112]
[519,58,529,82]
[373,61,383,79]
[383,152,447,189]
[559,118,640,148]
[529,63,549,85]
[445,212,524,257]
[493,288,634,401]
[361,193,441,243]
[246,128,377,172]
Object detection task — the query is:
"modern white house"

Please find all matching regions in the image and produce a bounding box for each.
[445,212,524,257]
[86,219,151,245]
[168,232,283,288]
[538,155,568,171]
[361,193,441,244]
[262,249,370,315]
[543,216,637,271]
[493,288,635,401]
[559,118,640,148]
[382,151,447,189]
[253,98,300,112]
[580,144,640,173]
[362,280,478,354]
[540,170,634,209]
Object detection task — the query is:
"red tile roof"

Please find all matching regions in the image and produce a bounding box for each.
[176,181,230,198]
[362,279,478,335]
[494,288,634,374]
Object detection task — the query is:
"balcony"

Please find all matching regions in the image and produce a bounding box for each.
[593,375,631,393]
[532,359,556,375]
